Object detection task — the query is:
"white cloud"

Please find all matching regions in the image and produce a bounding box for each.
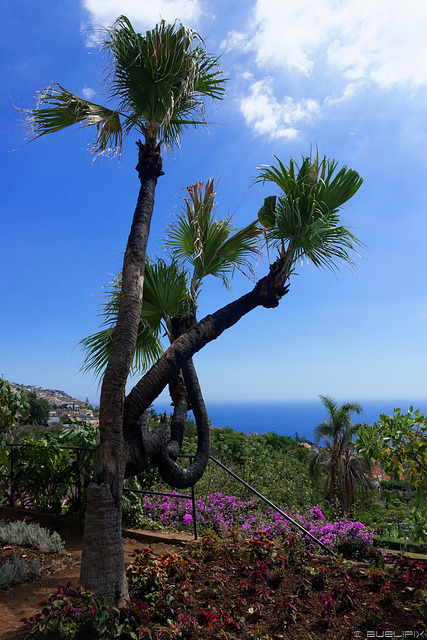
[223,0,427,138]
[82,86,96,100]
[228,0,427,88]
[82,0,204,32]
[240,78,319,141]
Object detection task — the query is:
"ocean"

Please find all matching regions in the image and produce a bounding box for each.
[151,398,427,443]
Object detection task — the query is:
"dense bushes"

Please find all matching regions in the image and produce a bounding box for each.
[0,413,419,551]
[0,420,96,515]
[138,419,318,512]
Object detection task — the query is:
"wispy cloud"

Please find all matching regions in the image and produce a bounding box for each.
[82,86,96,100]
[227,0,427,87]
[82,0,204,32]
[224,0,427,138]
[240,77,319,141]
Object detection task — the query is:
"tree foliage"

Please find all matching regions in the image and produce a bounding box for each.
[356,407,427,541]
[26,391,50,426]
[256,154,363,273]
[0,380,29,436]
[24,17,226,155]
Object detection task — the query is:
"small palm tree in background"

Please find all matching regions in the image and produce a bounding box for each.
[310,395,373,515]
[24,15,225,604]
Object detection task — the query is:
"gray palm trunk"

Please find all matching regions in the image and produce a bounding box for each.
[80,138,163,604]
[122,254,291,458]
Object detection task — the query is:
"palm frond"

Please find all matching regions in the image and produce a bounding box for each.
[79,259,189,381]
[166,179,261,296]
[256,153,363,272]
[24,16,225,155]
[141,259,190,336]
[102,16,226,147]
[24,84,123,155]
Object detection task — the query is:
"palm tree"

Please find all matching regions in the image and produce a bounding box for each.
[122,153,364,461]
[80,178,261,485]
[24,16,225,604]
[311,395,372,515]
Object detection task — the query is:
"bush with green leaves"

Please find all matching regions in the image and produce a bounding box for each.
[0,420,96,513]
[144,420,318,512]
[0,379,29,437]
[0,519,65,553]
[356,407,427,542]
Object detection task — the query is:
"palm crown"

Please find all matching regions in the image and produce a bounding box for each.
[311,395,371,514]
[166,179,260,305]
[24,16,226,155]
[81,179,261,379]
[257,153,363,273]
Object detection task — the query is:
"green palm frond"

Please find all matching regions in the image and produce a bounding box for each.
[80,259,189,380]
[141,259,190,336]
[80,322,163,380]
[24,85,123,155]
[166,179,261,296]
[256,153,363,272]
[24,16,226,156]
[103,16,226,148]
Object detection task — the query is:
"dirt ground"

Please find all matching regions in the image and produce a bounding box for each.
[0,506,192,640]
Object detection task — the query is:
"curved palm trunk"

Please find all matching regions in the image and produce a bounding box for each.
[80,139,163,605]
[124,254,290,432]
[156,356,211,488]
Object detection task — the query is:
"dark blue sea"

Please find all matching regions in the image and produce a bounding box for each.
[151,398,427,443]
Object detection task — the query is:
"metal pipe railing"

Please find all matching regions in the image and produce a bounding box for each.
[209,455,336,556]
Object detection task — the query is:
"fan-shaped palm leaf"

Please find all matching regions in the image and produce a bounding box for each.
[256,154,363,272]
[24,17,225,156]
[80,259,189,380]
[24,85,124,156]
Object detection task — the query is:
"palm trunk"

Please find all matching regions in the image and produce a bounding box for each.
[156,356,211,488]
[124,255,290,432]
[80,139,163,605]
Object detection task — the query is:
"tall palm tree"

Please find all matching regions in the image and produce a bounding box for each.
[311,395,372,515]
[24,16,225,604]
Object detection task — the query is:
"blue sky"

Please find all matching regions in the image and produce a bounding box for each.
[2,0,427,407]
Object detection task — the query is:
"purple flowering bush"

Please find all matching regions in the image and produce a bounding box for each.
[136,491,374,556]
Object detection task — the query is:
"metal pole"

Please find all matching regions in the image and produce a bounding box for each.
[189,456,198,540]
[9,445,15,508]
[209,455,336,556]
